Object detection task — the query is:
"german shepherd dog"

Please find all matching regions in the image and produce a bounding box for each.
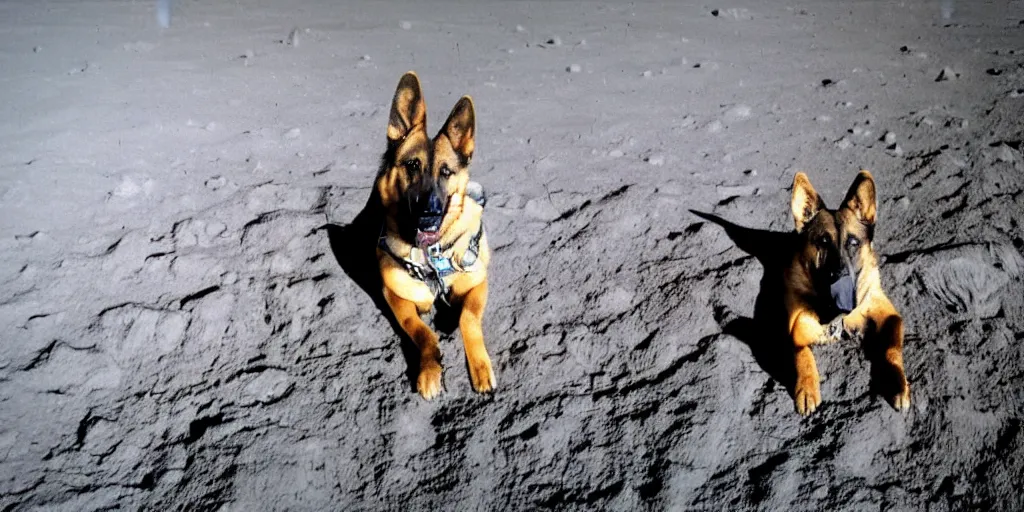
[374,71,494,400]
[787,170,909,415]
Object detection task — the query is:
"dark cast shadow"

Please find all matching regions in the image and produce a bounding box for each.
[690,210,800,396]
[322,188,421,390]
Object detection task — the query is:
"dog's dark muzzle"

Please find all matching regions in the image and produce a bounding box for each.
[829,267,856,313]
[415,193,446,247]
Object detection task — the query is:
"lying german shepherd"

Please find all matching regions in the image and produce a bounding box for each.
[374,71,494,400]
[787,170,910,415]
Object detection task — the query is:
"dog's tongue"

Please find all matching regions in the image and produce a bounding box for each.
[416,230,441,247]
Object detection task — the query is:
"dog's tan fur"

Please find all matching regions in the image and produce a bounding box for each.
[786,170,909,415]
[375,72,494,399]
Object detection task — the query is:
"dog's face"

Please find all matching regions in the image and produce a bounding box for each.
[377,72,476,247]
[791,172,845,291]
[835,171,877,279]
[791,171,878,310]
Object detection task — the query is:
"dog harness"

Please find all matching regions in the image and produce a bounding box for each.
[378,183,487,300]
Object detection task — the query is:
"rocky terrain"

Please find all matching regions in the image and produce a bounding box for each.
[1,0,1022,509]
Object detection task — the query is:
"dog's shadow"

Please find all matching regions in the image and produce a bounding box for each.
[323,189,461,392]
[690,210,801,396]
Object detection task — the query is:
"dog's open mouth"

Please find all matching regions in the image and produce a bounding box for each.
[415,214,444,247]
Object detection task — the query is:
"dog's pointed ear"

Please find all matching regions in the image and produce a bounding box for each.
[440,96,475,162]
[842,170,877,227]
[791,172,825,233]
[387,71,427,143]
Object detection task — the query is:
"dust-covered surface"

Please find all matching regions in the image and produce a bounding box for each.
[2,0,1023,509]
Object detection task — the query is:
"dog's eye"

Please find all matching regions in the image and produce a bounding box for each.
[819,236,830,246]
[440,165,454,178]
[847,237,861,248]
[403,159,421,172]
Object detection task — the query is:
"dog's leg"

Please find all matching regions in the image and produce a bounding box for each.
[791,311,826,415]
[871,313,910,411]
[459,281,495,393]
[384,288,443,399]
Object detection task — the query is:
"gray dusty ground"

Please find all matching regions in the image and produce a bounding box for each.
[2,0,1023,510]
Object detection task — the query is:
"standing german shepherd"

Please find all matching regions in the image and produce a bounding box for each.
[374,71,494,400]
[787,171,909,415]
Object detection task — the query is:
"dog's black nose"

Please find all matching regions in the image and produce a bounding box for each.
[421,193,445,216]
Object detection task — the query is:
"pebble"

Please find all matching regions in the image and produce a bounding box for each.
[566,63,582,73]
[609,149,625,158]
[645,154,665,166]
[883,131,896,144]
[642,70,653,78]
[515,25,527,33]
[834,137,853,150]
[936,67,959,81]
[284,128,301,139]
[287,28,300,47]
[547,36,562,46]
[400,21,413,30]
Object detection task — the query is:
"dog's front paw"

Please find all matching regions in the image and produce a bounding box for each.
[795,378,821,416]
[892,384,911,411]
[468,354,496,393]
[417,363,443,400]
[878,361,910,411]
[821,316,845,344]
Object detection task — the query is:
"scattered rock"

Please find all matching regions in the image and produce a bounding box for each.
[241,369,294,406]
[287,27,300,47]
[882,131,896,145]
[284,128,301,139]
[834,136,853,150]
[936,67,959,81]
[566,63,582,73]
[642,70,653,78]
[645,154,665,166]
[399,20,413,30]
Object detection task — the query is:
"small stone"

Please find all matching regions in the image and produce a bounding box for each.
[821,78,835,87]
[815,115,832,123]
[287,28,300,47]
[547,36,562,46]
[896,196,911,210]
[711,9,720,16]
[645,154,665,166]
[936,67,958,81]
[203,122,217,132]
[399,20,412,30]
[205,176,227,190]
[851,126,866,137]
[515,25,527,33]
[284,128,301,139]
[32,46,41,53]
[206,221,227,237]
[360,54,372,61]
[566,63,582,73]
[609,149,625,158]
[883,131,896,144]
[642,70,653,78]
[887,144,904,156]
[834,137,853,150]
